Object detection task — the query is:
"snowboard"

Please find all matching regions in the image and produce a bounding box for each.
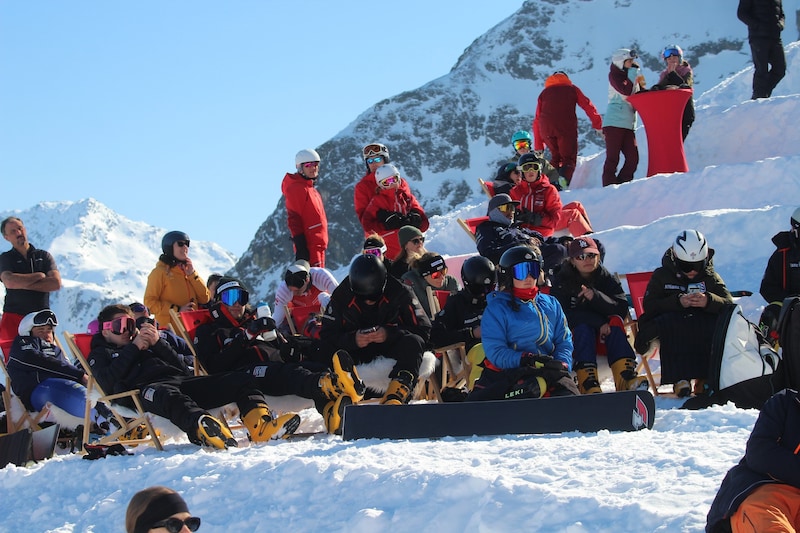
[0,423,60,468]
[341,390,655,441]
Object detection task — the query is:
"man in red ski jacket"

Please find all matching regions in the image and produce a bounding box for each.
[282,149,328,267]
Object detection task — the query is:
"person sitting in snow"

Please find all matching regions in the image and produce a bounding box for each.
[550,237,648,394]
[509,152,563,238]
[706,388,800,533]
[401,252,460,320]
[468,245,578,401]
[758,207,800,347]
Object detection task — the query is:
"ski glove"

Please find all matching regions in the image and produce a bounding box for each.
[279,334,311,363]
[377,209,405,230]
[520,352,570,387]
[406,211,423,227]
[292,234,310,262]
[247,316,277,337]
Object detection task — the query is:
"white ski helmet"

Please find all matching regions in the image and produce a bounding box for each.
[673,229,708,263]
[362,142,389,161]
[375,164,401,188]
[612,48,637,69]
[295,149,321,170]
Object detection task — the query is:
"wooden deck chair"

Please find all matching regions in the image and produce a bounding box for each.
[0,340,48,434]
[478,178,495,198]
[457,216,489,243]
[620,271,660,395]
[169,308,212,375]
[426,286,470,392]
[62,332,163,451]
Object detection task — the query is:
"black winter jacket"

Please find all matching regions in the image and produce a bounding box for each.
[550,262,630,330]
[430,289,486,352]
[760,230,800,304]
[737,0,785,40]
[7,336,85,410]
[194,307,282,374]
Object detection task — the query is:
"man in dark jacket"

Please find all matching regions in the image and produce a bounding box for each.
[88,304,300,449]
[319,254,431,405]
[738,0,787,99]
[193,277,364,434]
[758,207,800,345]
[706,388,800,532]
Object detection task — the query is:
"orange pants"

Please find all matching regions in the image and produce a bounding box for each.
[730,483,800,533]
[555,201,593,236]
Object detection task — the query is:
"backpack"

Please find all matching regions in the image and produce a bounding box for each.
[683,304,784,410]
[777,296,800,389]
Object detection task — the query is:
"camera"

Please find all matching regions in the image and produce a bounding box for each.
[135,316,156,328]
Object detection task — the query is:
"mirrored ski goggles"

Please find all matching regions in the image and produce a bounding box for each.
[513,140,530,151]
[366,156,384,164]
[363,246,386,257]
[32,309,58,328]
[663,48,681,59]
[219,287,249,306]
[497,203,516,214]
[511,261,541,281]
[379,175,400,188]
[302,161,319,168]
[363,144,385,158]
[150,516,202,533]
[428,268,447,280]
[675,258,706,273]
[103,316,136,335]
[518,162,541,173]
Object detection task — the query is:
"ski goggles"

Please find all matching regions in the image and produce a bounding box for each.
[379,175,400,188]
[675,258,706,273]
[511,261,541,281]
[366,156,384,164]
[302,161,319,168]
[32,309,58,328]
[496,203,516,214]
[363,144,385,158]
[150,516,202,533]
[513,140,530,151]
[663,48,681,59]
[219,287,249,306]
[175,240,190,248]
[363,245,387,257]
[518,162,541,173]
[103,316,136,335]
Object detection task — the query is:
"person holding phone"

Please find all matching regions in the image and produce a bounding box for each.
[144,231,210,332]
[634,230,733,397]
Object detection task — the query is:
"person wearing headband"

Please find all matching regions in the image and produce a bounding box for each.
[401,252,460,320]
[125,486,201,533]
[270,259,338,335]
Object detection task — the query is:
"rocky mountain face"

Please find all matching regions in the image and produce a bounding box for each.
[229,0,780,300]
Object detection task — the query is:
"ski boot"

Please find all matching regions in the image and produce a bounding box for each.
[575,363,602,394]
[610,358,649,392]
[673,380,691,398]
[323,395,353,435]
[196,414,237,450]
[380,370,415,405]
[242,406,301,442]
[318,350,366,403]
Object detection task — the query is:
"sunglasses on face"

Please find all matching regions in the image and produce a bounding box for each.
[103,316,136,335]
[676,258,706,273]
[130,303,148,314]
[363,144,384,158]
[518,162,541,173]
[513,140,530,151]
[366,156,384,164]
[175,240,190,248]
[150,516,202,533]
[32,309,58,328]
[379,176,400,188]
[363,247,385,257]
[497,204,516,214]
[663,48,681,59]
[219,287,249,306]
[575,253,599,261]
[410,237,425,245]
[511,261,541,281]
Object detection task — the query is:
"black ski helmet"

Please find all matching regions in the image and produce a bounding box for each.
[161,230,190,257]
[461,256,497,297]
[349,254,387,300]
[498,245,543,290]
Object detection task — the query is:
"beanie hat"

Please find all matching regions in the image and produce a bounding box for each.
[398,225,424,248]
[417,254,446,278]
[495,162,518,182]
[363,235,385,249]
[214,276,246,300]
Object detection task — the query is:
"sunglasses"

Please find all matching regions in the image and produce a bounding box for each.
[302,162,319,168]
[363,246,386,257]
[497,203,516,214]
[32,309,58,328]
[511,261,541,281]
[150,516,202,533]
[366,156,384,164]
[219,287,249,306]
[379,176,400,188]
[676,258,706,273]
[518,162,541,173]
[363,144,385,158]
[575,253,599,261]
[129,303,148,314]
[175,240,190,248]
[102,316,136,335]
[513,140,530,151]
[410,237,425,245]
[663,48,681,59]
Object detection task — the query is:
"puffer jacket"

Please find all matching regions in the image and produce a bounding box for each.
[282,171,329,253]
[603,63,641,130]
[508,176,562,237]
[533,72,602,151]
[760,230,800,304]
[144,261,210,328]
[550,262,630,330]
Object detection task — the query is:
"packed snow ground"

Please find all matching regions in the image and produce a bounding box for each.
[2,45,800,533]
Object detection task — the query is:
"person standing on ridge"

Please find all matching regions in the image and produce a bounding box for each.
[738,0,786,99]
[283,148,328,267]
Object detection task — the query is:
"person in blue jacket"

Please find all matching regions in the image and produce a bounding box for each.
[706,388,800,532]
[468,245,578,401]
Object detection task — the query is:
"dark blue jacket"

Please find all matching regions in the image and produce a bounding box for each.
[7,335,85,410]
[706,388,800,532]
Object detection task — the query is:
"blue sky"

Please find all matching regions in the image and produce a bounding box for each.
[0,1,523,255]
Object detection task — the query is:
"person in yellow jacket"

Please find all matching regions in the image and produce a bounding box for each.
[144,230,210,331]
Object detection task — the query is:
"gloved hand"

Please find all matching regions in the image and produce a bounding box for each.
[279,334,314,363]
[382,212,404,229]
[406,211,423,227]
[520,352,570,387]
[247,316,277,337]
[528,212,544,226]
[291,234,310,262]
[520,352,553,368]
